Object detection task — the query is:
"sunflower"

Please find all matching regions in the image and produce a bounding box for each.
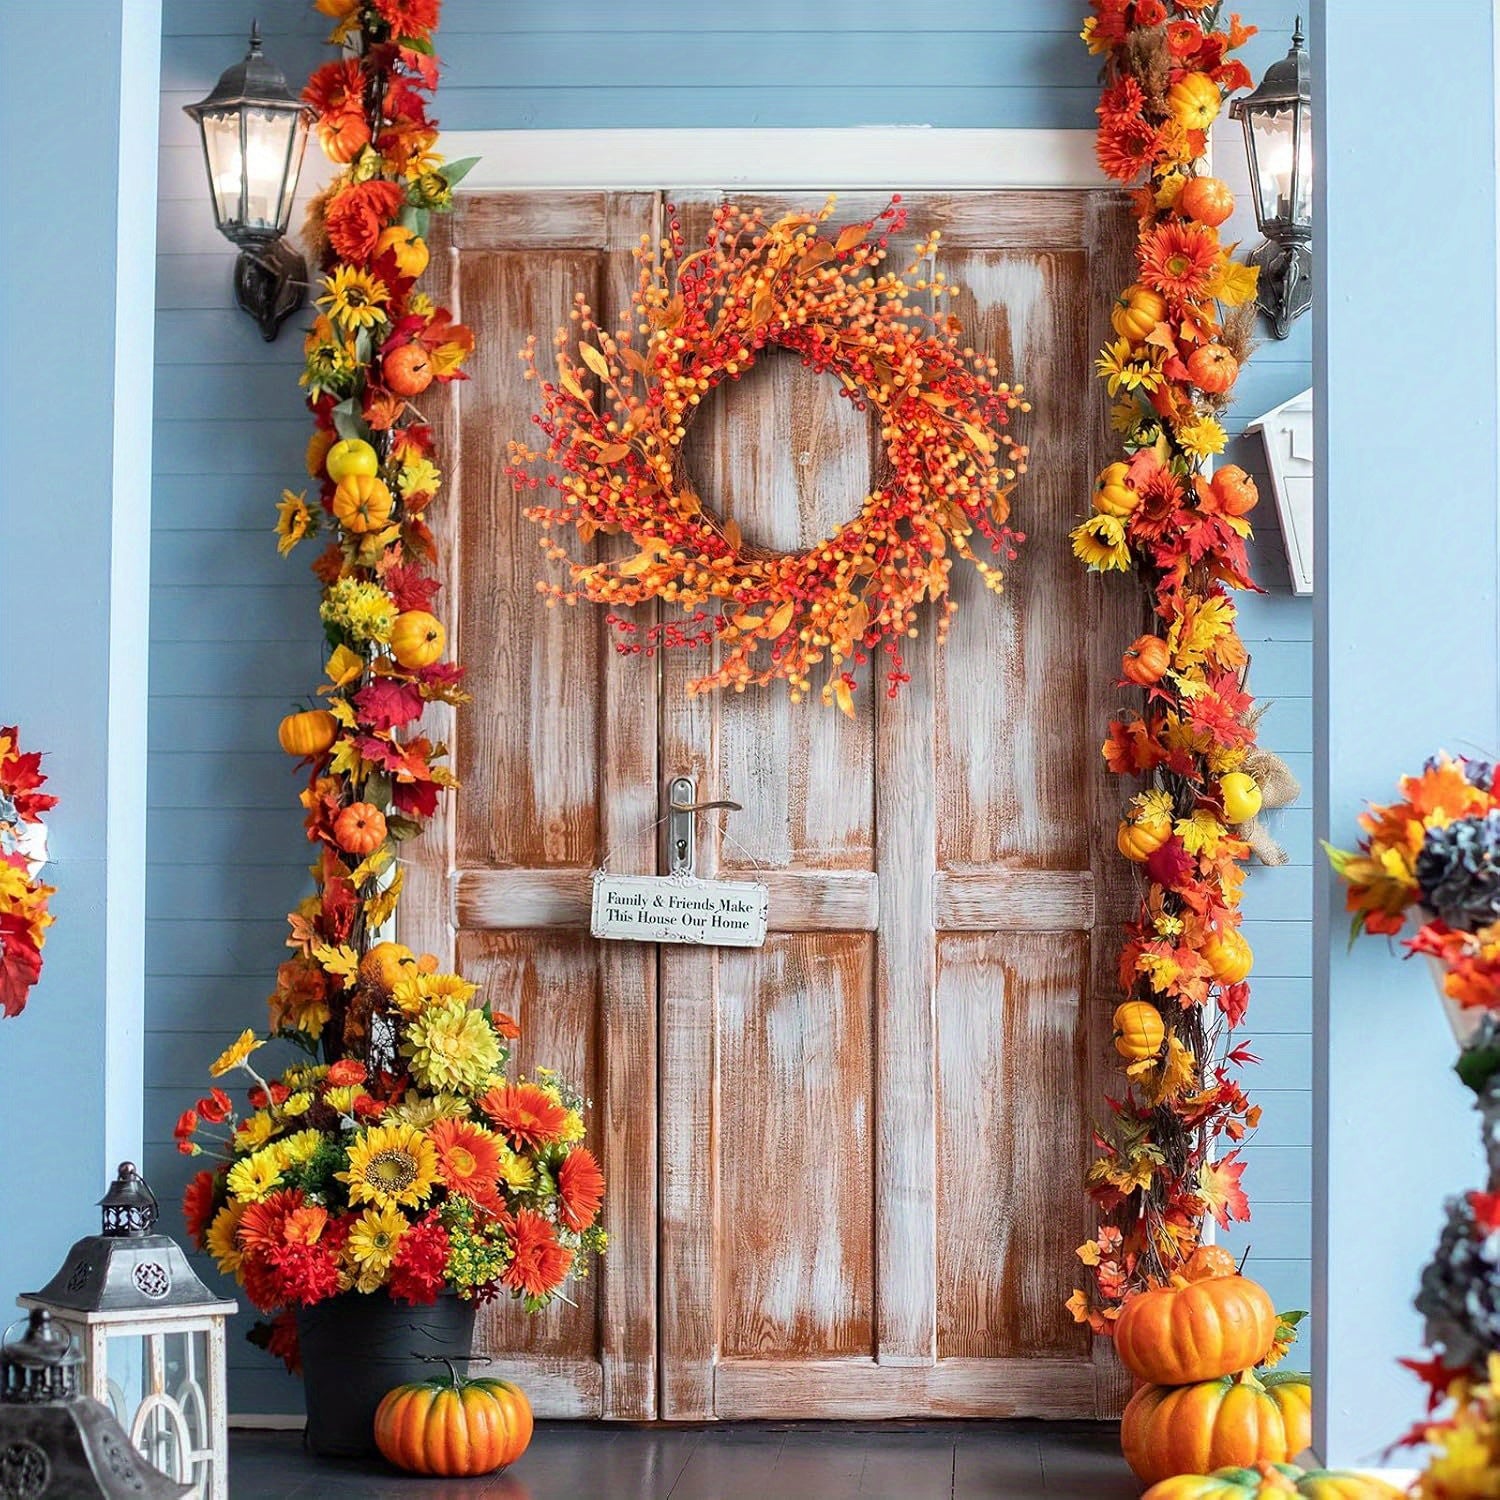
[339,1122,438,1210]
[502,1208,574,1301]
[428,1117,503,1203]
[1137,221,1221,303]
[1095,339,1164,398]
[206,1202,248,1274]
[1069,514,1133,573]
[226,1149,284,1204]
[558,1148,606,1231]
[345,1203,408,1288]
[403,999,502,1093]
[317,265,390,331]
[478,1082,572,1150]
[275,490,315,557]
[209,1028,263,1078]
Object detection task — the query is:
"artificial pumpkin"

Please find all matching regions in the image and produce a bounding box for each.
[390,609,446,669]
[1168,71,1223,131]
[1182,1244,1240,1282]
[1212,465,1260,517]
[1115,1267,1276,1386]
[1141,1463,1402,1500]
[1124,634,1171,685]
[1122,1372,1307,1486]
[1112,283,1168,343]
[277,709,338,758]
[374,1368,533,1478]
[1114,1000,1166,1060]
[384,342,435,398]
[360,940,417,993]
[1094,460,1140,518]
[333,801,388,856]
[1119,813,1173,863]
[325,437,380,483]
[1203,927,1254,986]
[374,224,430,280]
[1220,772,1263,825]
[332,473,395,534]
[1179,176,1236,228]
[1187,344,1240,395]
[317,111,371,166]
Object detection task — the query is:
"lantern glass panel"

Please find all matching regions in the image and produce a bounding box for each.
[97,1327,212,1493]
[198,110,243,232]
[1246,103,1311,231]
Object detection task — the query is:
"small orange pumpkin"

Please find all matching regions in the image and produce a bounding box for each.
[1179,176,1236,228]
[1203,928,1254,985]
[1187,344,1240,395]
[1122,1372,1310,1486]
[1143,1464,1397,1500]
[333,802,388,856]
[277,709,338,758]
[332,474,395,534]
[374,225,430,280]
[1112,284,1168,343]
[374,1366,533,1477]
[1115,1269,1277,1386]
[1094,461,1140,518]
[384,343,435,398]
[1114,1001,1166,1060]
[390,609,446,669]
[1124,634,1171,686]
[1168,72,1223,131]
[1212,466,1260,517]
[317,111,371,165]
[360,941,417,993]
[1183,1244,1240,1283]
[1119,814,1173,863]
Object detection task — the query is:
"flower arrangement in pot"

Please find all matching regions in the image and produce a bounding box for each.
[176,947,606,1457]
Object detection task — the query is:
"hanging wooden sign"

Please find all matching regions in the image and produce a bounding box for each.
[590,873,769,948]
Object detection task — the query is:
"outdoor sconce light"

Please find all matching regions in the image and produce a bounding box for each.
[21,1163,237,1500]
[1230,18,1312,339]
[184,23,312,341]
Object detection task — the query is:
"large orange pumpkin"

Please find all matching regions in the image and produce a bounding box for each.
[374,1370,533,1477]
[1122,1372,1308,1486]
[1115,1267,1277,1385]
[332,474,395,534]
[277,709,338,758]
[1142,1462,1399,1500]
[333,802,388,856]
[1123,634,1171,685]
[390,609,446,669]
[1178,176,1236,228]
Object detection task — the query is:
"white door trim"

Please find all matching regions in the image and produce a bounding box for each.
[443,127,1105,192]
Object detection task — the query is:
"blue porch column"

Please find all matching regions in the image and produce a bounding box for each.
[1314,0,1498,1464]
[0,1,160,1297]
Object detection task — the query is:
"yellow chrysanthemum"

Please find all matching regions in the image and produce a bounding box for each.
[319,577,397,645]
[275,490,314,557]
[283,1063,329,1089]
[559,1109,586,1145]
[1069,514,1133,573]
[226,1149,283,1204]
[205,1202,247,1274]
[209,1028,263,1078]
[344,1203,408,1285]
[283,1091,313,1117]
[497,1146,535,1191]
[402,999,502,1093]
[324,1085,365,1113]
[1175,414,1228,459]
[1136,952,1182,995]
[317,265,390,331]
[339,1122,438,1209]
[232,1111,276,1153]
[387,1092,470,1128]
[275,1129,325,1168]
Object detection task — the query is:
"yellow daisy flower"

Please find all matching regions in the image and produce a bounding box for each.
[232,1111,277,1153]
[387,1092,469,1128]
[275,490,315,556]
[324,1085,364,1113]
[1069,514,1133,573]
[345,1203,408,1280]
[317,265,390,331]
[226,1149,283,1204]
[402,999,501,1093]
[274,1129,325,1169]
[1175,414,1228,460]
[282,1091,313,1117]
[205,1202,247,1274]
[339,1122,438,1209]
[209,1029,263,1078]
[497,1146,535,1191]
[559,1109,586,1145]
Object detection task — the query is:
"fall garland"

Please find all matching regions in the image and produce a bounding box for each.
[508,197,1030,714]
[1069,0,1270,1331]
[0,727,55,1018]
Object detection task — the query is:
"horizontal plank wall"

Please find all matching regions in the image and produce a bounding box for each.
[150,0,1311,1412]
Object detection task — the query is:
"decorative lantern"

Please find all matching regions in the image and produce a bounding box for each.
[183,23,312,340]
[20,1164,236,1500]
[1229,18,1313,338]
[0,1309,192,1499]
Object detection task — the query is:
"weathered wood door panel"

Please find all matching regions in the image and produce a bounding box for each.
[409,188,1136,1421]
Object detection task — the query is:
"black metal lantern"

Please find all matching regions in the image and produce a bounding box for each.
[1229,18,1313,339]
[0,1310,192,1499]
[183,22,313,341]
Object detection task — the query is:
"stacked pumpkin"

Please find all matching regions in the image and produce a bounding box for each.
[1142,1464,1404,1499]
[1118,1247,1312,1486]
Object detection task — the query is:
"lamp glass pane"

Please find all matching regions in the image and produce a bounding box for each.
[242,107,299,234]
[199,111,244,229]
[1249,105,1297,228]
[1291,102,1313,225]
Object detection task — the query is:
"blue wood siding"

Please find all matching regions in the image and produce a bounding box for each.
[151,0,1311,1411]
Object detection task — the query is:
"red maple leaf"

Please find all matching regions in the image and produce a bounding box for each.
[1218,983,1251,1027]
[320,874,358,944]
[380,563,441,614]
[392,778,440,819]
[1400,1354,1463,1414]
[1198,1151,1251,1229]
[354,679,426,734]
[1103,717,1161,775]
[0,916,42,1017]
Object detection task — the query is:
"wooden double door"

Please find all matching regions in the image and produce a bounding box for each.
[403,188,1137,1421]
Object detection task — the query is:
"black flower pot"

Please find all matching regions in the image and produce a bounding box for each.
[296,1292,477,1458]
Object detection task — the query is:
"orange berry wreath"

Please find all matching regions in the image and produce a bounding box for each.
[508,197,1032,715]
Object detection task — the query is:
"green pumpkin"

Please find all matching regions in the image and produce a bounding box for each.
[1141,1462,1405,1500]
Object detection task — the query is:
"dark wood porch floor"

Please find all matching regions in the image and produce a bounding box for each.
[230,1420,1136,1498]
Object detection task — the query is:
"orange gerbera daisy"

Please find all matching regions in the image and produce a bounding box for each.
[502,1208,574,1300]
[182,1170,219,1244]
[237,1189,307,1253]
[478,1082,571,1150]
[1137,221,1221,303]
[557,1148,605,1231]
[428,1117,503,1204]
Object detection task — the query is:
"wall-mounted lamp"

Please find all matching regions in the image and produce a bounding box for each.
[183,24,312,341]
[1230,18,1312,339]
